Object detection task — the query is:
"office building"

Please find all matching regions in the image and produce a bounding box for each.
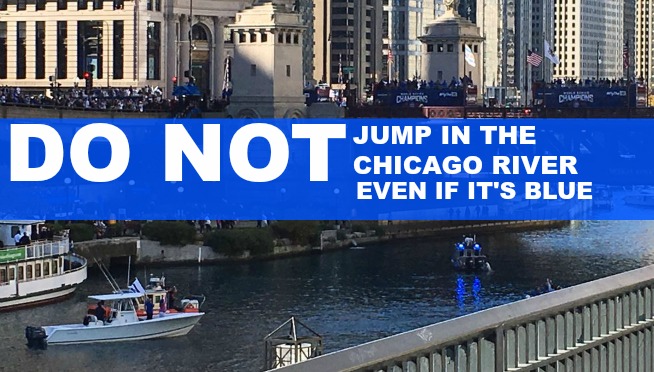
[329,0,383,96]
[552,0,625,79]
[382,0,436,81]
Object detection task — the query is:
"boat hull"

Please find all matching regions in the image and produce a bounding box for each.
[452,257,489,272]
[44,313,203,345]
[0,285,77,312]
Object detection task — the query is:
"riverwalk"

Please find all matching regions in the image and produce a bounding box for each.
[74,220,569,267]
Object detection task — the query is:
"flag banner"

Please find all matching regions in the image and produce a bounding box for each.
[5,118,654,220]
[465,45,476,67]
[527,50,543,67]
[544,40,560,64]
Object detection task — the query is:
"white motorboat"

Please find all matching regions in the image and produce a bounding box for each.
[25,292,204,348]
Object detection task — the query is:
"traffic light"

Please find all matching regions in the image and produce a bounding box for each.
[172,76,178,87]
[83,71,93,92]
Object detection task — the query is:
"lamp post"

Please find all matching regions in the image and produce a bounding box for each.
[188,0,194,83]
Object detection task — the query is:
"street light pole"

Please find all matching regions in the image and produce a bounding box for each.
[188,0,193,84]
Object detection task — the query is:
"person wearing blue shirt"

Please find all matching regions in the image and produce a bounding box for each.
[145,297,154,320]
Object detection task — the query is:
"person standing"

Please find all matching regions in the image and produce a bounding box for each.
[145,297,154,320]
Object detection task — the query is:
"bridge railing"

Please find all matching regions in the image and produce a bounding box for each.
[274,264,654,372]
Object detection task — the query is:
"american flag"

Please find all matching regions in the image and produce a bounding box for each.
[623,41,630,69]
[527,50,543,67]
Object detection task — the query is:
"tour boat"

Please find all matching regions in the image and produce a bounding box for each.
[25,292,204,348]
[0,222,87,311]
[451,236,491,272]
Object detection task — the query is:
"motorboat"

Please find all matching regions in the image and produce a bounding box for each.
[0,222,87,312]
[451,236,491,272]
[624,188,654,208]
[26,292,204,348]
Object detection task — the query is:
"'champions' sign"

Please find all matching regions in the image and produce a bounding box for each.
[559,91,594,103]
[396,92,429,104]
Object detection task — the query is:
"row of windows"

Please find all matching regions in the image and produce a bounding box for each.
[426,43,479,53]
[0,20,134,81]
[0,0,127,11]
[0,259,59,283]
[233,31,300,45]
[248,64,293,78]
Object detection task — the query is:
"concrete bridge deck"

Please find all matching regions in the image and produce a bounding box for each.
[275,264,654,372]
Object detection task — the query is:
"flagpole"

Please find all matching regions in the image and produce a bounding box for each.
[541,40,545,82]
[596,42,600,80]
[524,43,528,107]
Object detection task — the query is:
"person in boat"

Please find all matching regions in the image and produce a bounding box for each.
[159,297,167,317]
[167,286,177,310]
[145,297,154,320]
[545,278,553,292]
[464,237,474,247]
[95,300,107,323]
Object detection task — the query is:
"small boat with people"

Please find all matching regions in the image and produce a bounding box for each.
[25,291,204,348]
[451,235,491,272]
[132,275,205,317]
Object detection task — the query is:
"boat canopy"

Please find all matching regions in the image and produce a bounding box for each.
[89,292,144,301]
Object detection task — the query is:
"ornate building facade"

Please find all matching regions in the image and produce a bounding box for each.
[0,0,253,97]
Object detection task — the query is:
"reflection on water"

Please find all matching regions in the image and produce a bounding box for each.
[2,220,654,371]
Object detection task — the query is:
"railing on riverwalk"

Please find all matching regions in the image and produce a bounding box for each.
[274,264,654,372]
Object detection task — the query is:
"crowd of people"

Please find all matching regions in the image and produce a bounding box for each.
[373,76,475,93]
[537,77,643,89]
[0,85,227,114]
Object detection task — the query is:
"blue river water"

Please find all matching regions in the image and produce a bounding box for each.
[2,220,654,371]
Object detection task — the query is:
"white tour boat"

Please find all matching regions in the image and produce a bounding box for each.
[0,221,87,311]
[26,292,204,348]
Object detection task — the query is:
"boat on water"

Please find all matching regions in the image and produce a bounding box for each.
[25,292,204,348]
[451,236,491,272]
[0,221,87,311]
[624,188,654,208]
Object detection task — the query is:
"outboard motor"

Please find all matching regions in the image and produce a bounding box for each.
[25,326,48,350]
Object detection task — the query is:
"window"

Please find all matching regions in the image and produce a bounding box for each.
[78,0,87,10]
[261,33,268,43]
[57,22,67,79]
[0,22,6,79]
[286,65,291,77]
[447,44,453,52]
[36,22,46,79]
[43,262,50,276]
[17,22,26,79]
[437,44,443,52]
[0,0,6,11]
[473,45,478,53]
[93,0,102,9]
[77,21,103,79]
[26,265,32,279]
[17,0,26,11]
[427,44,433,52]
[278,33,283,43]
[113,21,124,79]
[36,0,46,10]
[58,0,67,10]
[155,0,161,11]
[0,269,5,283]
[146,21,161,80]
[239,33,246,43]
[113,0,124,9]
[286,34,291,43]
[52,260,58,274]
[147,0,152,10]
[251,33,257,42]
[293,34,299,44]
[250,64,257,76]
[35,263,41,277]
[18,267,24,280]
